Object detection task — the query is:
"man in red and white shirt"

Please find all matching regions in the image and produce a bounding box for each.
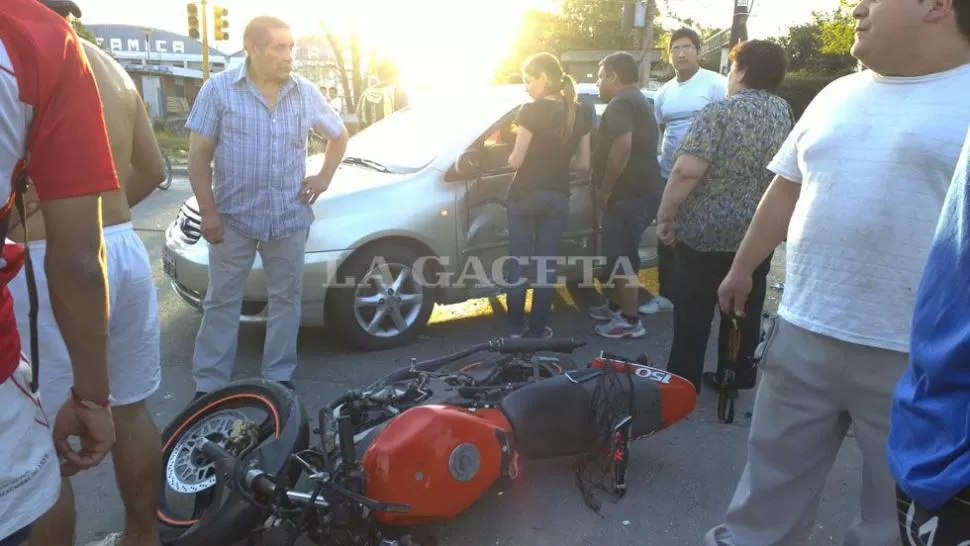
[1,1,119,543]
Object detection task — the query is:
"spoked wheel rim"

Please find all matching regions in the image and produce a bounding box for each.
[353,261,424,339]
[158,393,282,529]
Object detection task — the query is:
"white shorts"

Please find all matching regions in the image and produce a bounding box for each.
[7,222,161,411]
[0,357,60,541]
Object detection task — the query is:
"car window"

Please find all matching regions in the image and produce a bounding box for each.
[477,111,520,173]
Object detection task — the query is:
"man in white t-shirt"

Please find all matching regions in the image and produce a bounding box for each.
[642,27,726,315]
[706,1,970,545]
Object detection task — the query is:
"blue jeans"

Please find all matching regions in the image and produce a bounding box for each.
[505,190,570,335]
[0,526,30,546]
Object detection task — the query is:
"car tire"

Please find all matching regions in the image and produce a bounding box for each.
[327,242,437,351]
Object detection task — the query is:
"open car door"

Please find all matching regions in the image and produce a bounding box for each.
[454,107,599,298]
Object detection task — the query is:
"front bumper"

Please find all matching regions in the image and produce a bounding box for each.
[162,220,352,327]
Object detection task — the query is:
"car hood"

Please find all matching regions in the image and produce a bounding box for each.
[177,156,421,224]
[305,153,415,198]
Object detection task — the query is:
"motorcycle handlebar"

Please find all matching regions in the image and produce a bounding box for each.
[407,336,585,371]
[491,336,587,355]
[251,472,276,497]
[360,336,588,393]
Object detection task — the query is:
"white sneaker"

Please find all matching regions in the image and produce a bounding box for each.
[638,296,674,315]
[594,315,646,339]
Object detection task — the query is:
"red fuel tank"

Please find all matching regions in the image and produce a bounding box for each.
[361,405,517,526]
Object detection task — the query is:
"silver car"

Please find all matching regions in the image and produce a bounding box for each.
[162,85,658,351]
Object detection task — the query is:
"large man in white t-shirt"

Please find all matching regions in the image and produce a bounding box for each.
[642,27,726,315]
[706,1,970,545]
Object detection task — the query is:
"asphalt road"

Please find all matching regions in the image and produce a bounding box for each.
[70,176,864,546]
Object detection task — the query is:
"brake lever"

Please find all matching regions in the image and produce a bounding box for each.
[328,482,411,513]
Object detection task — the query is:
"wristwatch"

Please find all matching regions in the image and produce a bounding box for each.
[70,388,112,410]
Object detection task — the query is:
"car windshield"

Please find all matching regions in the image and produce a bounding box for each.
[343,94,518,173]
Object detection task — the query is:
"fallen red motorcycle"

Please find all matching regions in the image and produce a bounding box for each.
[156,336,697,546]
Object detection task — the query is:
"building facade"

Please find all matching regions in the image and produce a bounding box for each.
[561,49,669,88]
[86,24,230,121]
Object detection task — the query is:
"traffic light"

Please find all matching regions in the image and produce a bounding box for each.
[186,3,199,40]
[213,5,229,41]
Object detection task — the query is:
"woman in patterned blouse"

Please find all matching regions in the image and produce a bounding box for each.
[654,39,793,394]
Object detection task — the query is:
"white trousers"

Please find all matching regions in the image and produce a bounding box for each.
[8,221,161,412]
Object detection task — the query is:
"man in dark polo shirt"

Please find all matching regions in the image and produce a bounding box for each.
[588,51,662,339]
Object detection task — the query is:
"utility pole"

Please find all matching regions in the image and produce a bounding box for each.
[142,28,152,66]
[625,1,657,87]
[729,0,749,48]
[201,0,210,81]
[640,0,656,87]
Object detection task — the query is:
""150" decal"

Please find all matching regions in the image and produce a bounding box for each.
[632,365,673,384]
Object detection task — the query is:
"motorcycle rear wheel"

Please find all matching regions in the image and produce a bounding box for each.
[157,379,301,546]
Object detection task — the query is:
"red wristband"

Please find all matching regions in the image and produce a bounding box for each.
[71,388,111,410]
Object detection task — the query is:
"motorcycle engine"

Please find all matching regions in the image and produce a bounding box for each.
[307,494,379,545]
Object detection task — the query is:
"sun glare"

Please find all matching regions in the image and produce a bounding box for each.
[272,0,557,89]
[84,0,559,87]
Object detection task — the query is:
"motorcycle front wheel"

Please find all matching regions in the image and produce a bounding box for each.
[157,379,305,546]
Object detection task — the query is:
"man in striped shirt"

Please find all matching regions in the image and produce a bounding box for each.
[186,15,348,397]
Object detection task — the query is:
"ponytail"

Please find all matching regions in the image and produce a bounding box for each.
[559,73,577,145]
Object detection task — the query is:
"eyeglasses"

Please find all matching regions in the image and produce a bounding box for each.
[671,45,696,54]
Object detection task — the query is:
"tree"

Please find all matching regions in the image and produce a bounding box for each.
[557,0,638,52]
[495,9,565,79]
[320,22,357,114]
[495,0,673,82]
[768,0,855,77]
[661,16,721,42]
[818,0,855,55]
[72,19,98,44]
[775,20,855,76]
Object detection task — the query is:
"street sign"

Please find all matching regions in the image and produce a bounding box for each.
[623,2,647,30]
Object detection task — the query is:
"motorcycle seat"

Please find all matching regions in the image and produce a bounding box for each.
[499,368,673,461]
[498,371,599,460]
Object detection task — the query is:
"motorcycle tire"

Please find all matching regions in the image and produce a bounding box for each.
[158,379,304,546]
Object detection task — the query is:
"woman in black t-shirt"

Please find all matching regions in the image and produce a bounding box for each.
[504,52,591,339]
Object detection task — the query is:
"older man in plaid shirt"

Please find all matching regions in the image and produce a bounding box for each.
[186,15,348,398]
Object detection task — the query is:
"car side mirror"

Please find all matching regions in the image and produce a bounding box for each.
[451,149,485,180]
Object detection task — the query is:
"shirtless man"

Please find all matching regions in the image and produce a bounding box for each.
[7,2,167,545]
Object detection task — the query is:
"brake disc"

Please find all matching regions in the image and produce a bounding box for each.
[165,409,251,494]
